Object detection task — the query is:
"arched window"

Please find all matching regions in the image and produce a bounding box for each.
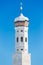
[21,37,23,42]
[25,37,27,42]
[17,37,19,42]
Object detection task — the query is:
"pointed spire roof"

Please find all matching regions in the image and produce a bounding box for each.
[14,2,29,22]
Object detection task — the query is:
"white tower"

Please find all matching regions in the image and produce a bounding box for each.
[13,2,31,65]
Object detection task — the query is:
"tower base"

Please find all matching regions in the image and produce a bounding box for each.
[13,52,31,65]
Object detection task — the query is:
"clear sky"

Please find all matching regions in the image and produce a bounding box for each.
[0,0,43,65]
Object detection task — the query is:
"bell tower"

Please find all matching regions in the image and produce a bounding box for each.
[13,2,31,65]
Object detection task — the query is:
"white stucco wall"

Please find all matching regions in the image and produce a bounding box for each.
[15,26,29,53]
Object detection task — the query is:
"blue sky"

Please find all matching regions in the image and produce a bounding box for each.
[0,0,43,65]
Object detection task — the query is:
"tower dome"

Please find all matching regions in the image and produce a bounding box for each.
[14,13,29,22]
[14,2,29,22]
[14,2,29,27]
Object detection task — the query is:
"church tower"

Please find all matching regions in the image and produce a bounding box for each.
[13,2,31,65]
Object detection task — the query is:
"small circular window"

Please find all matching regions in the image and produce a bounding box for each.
[21,30,23,32]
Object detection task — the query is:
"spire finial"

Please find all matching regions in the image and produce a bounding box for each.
[20,2,23,14]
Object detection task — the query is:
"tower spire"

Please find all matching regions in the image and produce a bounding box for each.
[20,2,23,14]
